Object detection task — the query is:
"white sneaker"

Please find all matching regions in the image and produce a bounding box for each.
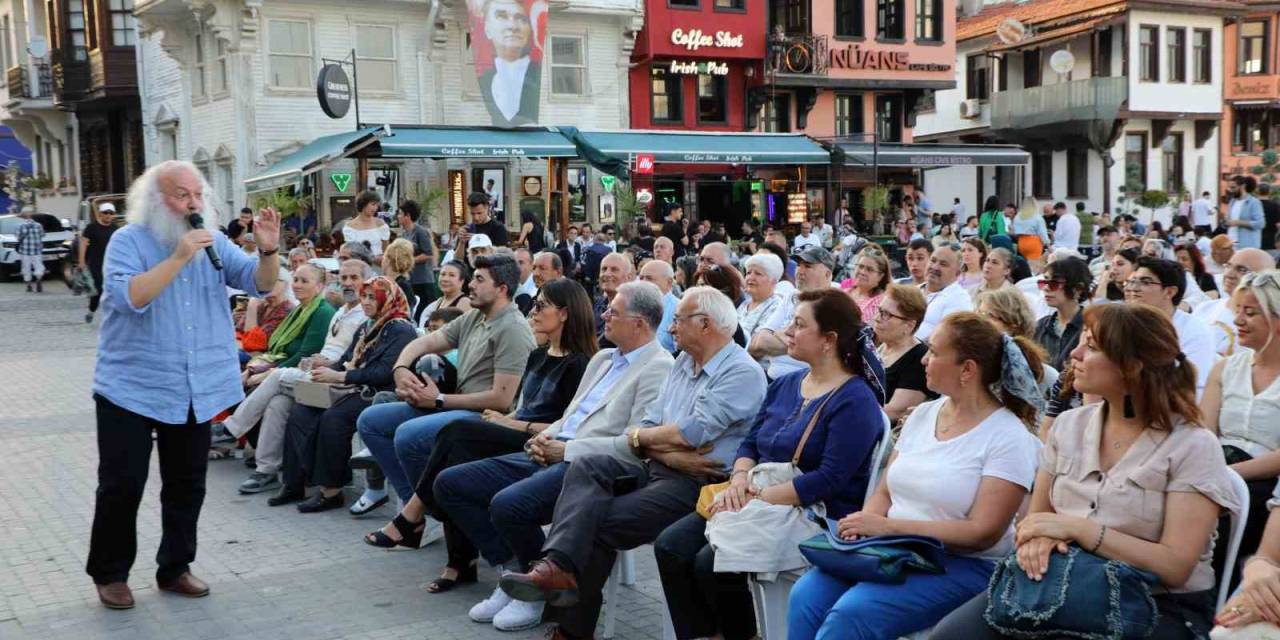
[469,585,512,623]
[493,598,545,631]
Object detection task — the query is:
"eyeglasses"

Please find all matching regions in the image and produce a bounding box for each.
[875,308,908,322]
[1036,279,1068,292]
[1123,276,1163,290]
[854,263,882,274]
[601,307,639,321]
[672,312,708,325]
[532,299,560,313]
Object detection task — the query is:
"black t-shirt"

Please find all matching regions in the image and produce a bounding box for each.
[1195,271,1218,297]
[469,219,510,247]
[527,222,547,252]
[514,348,591,423]
[82,222,116,271]
[883,342,935,400]
[226,219,252,241]
[1262,199,1280,250]
[661,219,687,257]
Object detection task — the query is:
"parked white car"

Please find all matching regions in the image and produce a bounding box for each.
[0,213,74,281]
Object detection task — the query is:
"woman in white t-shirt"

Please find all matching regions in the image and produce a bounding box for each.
[342,190,391,258]
[787,312,1043,640]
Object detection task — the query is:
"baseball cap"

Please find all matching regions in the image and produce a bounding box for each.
[795,245,835,272]
[98,202,116,213]
[469,233,494,250]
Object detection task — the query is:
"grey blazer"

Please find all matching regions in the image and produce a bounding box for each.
[541,339,674,461]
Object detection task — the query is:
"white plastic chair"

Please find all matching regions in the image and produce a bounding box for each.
[602,549,638,639]
[749,411,896,640]
[1218,469,1251,611]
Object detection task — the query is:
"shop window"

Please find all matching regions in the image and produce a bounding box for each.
[1139,25,1158,82]
[1032,151,1052,199]
[697,74,728,124]
[1234,109,1271,151]
[192,31,206,100]
[876,0,904,40]
[109,0,135,47]
[1162,133,1183,195]
[670,0,699,7]
[1125,133,1147,191]
[1240,21,1268,75]
[1067,148,1088,198]
[966,54,989,100]
[1193,29,1211,83]
[1022,50,1041,89]
[1166,27,1185,83]
[835,93,863,137]
[650,67,683,124]
[914,0,941,43]
[550,35,586,96]
[835,0,863,38]
[267,19,313,89]
[874,94,902,142]
[715,0,745,10]
[763,94,791,133]
[213,38,229,94]
[356,24,398,93]
[1092,28,1112,77]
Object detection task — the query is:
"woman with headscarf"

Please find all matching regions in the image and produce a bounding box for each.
[1011,197,1050,263]
[272,276,419,512]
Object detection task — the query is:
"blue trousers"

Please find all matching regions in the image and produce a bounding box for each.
[434,452,569,569]
[355,401,475,503]
[787,554,995,640]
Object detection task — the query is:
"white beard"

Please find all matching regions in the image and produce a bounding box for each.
[140,207,202,262]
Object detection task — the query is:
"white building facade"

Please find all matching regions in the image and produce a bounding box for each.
[134,0,641,230]
[914,0,1235,223]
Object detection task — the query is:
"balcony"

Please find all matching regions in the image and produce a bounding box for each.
[51,48,91,105]
[766,33,829,76]
[6,63,53,101]
[989,76,1128,148]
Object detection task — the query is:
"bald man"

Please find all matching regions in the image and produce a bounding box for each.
[1194,247,1276,356]
[1208,234,1235,276]
[639,259,678,352]
[593,252,635,348]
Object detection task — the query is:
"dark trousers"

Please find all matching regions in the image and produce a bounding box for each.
[543,456,703,638]
[411,283,437,324]
[88,266,103,313]
[412,418,530,569]
[930,589,1215,639]
[654,512,757,640]
[1213,445,1272,592]
[436,452,568,570]
[282,393,371,491]
[86,395,210,585]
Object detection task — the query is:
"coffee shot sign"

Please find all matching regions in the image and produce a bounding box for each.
[316,63,352,119]
[670,28,744,52]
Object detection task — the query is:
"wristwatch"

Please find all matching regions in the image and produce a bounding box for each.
[434,394,446,410]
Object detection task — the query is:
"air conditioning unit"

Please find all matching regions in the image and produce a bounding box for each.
[959,99,983,119]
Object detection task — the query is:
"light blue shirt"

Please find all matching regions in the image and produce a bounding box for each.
[657,290,678,353]
[1231,195,1266,249]
[1011,214,1050,245]
[559,341,659,440]
[94,224,266,424]
[640,341,767,471]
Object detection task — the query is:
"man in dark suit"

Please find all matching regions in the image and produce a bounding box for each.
[478,0,540,127]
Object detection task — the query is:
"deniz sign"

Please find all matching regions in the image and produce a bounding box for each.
[316,64,352,119]
[670,28,744,52]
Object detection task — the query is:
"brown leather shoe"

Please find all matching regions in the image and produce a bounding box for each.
[158,572,210,598]
[96,582,134,609]
[500,559,579,607]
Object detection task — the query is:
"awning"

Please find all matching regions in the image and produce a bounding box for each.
[244,126,386,193]
[376,126,579,158]
[837,142,1030,168]
[569,130,832,166]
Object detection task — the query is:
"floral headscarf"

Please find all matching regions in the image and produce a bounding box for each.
[349,276,411,369]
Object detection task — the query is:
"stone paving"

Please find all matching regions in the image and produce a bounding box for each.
[0,278,667,640]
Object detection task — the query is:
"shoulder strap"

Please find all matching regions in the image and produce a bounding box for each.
[791,377,851,465]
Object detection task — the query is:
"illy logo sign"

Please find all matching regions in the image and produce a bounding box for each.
[635,154,655,174]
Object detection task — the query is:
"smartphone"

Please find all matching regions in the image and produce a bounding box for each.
[611,475,639,496]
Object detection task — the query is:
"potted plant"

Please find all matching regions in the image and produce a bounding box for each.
[861,185,890,236]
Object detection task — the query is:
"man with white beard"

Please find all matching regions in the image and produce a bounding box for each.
[87,161,281,610]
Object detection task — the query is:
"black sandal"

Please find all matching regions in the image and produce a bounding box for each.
[363,513,426,549]
[425,564,478,594]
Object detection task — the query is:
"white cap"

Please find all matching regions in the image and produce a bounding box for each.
[98,202,116,213]
[469,233,493,249]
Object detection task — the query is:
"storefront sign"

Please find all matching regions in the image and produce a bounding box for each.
[668,60,730,76]
[316,64,352,119]
[1229,77,1280,100]
[448,170,466,224]
[829,45,952,72]
[787,192,808,224]
[330,172,352,193]
[599,193,616,223]
[635,154,656,175]
[635,188,654,204]
[670,28,744,52]
[600,175,617,192]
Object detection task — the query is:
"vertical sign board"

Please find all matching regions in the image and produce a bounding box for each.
[469,0,549,127]
[787,192,808,224]
[449,170,466,225]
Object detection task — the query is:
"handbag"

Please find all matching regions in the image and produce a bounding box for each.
[984,545,1161,639]
[294,381,359,409]
[796,508,947,584]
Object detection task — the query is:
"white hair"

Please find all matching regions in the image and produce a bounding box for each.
[681,285,738,336]
[126,160,221,250]
[745,253,784,283]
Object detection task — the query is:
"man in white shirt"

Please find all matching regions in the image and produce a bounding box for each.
[951,197,968,226]
[811,214,834,249]
[1124,256,1216,398]
[1191,191,1216,236]
[1053,205,1082,252]
[750,246,835,378]
[792,222,821,253]
[513,248,539,314]
[915,244,974,341]
[1089,226,1120,278]
[1207,234,1234,276]
[1193,248,1275,357]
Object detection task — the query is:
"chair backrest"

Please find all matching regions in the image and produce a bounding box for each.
[865,411,894,504]
[1217,468,1251,611]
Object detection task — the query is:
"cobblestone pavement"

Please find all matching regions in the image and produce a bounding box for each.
[0,278,667,640]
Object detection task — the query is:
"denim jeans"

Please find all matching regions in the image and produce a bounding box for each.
[355,401,475,503]
[434,452,569,569]
[787,554,995,640]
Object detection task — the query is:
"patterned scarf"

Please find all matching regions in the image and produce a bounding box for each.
[349,276,411,369]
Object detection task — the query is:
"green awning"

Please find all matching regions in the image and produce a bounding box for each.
[376,126,579,158]
[245,126,386,193]
[569,130,833,165]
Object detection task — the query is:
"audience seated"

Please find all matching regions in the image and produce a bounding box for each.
[1032,257,1090,371]
[896,238,932,287]
[750,246,836,379]
[971,247,1015,300]
[932,304,1240,639]
[1216,486,1280,631]
[382,238,418,313]
[842,247,890,322]
[241,264,336,379]
[1194,248,1275,356]
[638,260,680,353]
[1124,257,1216,398]
[592,252,636,348]
[235,274,295,355]
[656,289,886,640]
[419,260,473,328]
[876,283,936,422]
[915,244,974,341]
[1092,247,1140,303]
[738,253,785,354]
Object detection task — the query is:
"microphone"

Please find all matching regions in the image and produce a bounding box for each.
[187,213,224,271]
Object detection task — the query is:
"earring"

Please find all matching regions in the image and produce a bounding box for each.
[1123,394,1135,419]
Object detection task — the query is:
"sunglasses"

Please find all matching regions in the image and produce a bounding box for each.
[532,299,560,313]
[1036,279,1068,292]
[1242,271,1280,289]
